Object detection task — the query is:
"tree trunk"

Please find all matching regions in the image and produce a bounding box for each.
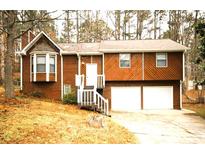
[76,10,79,43]
[4,30,14,98]
[115,10,121,40]
[154,11,157,39]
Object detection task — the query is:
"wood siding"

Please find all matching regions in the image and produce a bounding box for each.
[104,53,142,81]
[144,52,183,80]
[104,52,183,81]
[103,80,181,110]
[63,55,78,95]
[22,36,61,99]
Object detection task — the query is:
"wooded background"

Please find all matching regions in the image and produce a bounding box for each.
[0,10,204,98]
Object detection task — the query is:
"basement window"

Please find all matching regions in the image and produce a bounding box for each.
[119,53,131,68]
[64,84,71,95]
[37,56,46,72]
[156,53,168,67]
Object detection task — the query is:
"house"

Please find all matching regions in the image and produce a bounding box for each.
[18,31,189,115]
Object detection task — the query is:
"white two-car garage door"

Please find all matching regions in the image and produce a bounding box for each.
[111,86,173,112]
[143,86,173,109]
[111,87,141,112]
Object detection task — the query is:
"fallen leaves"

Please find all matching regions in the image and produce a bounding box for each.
[0,87,138,144]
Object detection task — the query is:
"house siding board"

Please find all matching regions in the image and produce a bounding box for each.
[104,53,142,81]
[144,52,183,80]
[22,36,61,99]
[63,55,78,95]
[103,80,181,110]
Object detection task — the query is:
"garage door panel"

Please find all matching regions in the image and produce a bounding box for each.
[143,86,173,109]
[111,87,141,112]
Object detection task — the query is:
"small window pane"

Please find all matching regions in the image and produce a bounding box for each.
[50,57,55,64]
[120,54,130,68]
[37,56,46,64]
[157,60,166,67]
[50,64,55,73]
[120,54,130,60]
[64,84,71,95]
[120,60,130,67]
[157,54,166,59]
[37,64,46,72]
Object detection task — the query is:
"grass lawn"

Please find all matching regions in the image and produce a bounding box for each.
[0,87,138,144]
[183,103,205,119]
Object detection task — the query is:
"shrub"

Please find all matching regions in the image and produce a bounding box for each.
[63,92,77,104]
[30,91,44,98]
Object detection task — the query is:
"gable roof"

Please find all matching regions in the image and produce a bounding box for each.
[20,31,189,56]
[21,31,63,55]
[99,39,189,52]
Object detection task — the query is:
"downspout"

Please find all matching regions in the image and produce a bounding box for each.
[61,52,64,100]
[20,55,23,90]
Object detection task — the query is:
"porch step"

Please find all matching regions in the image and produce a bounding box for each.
[84,86,94,89]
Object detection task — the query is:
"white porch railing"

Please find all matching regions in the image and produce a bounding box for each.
[77,89,109,115]
[76,74,105,89]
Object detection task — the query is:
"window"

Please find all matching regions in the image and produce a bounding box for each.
[156,53,167,67]
[119,53,130,68]
[37,56,46,72]
[64,84,71,95]
[50,56,55,73]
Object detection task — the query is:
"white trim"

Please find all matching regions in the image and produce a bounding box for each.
[55,54,57,82]
[119,53,131,68]
[102,53,105,75]
[61,55,64,100]
[33,54,36,82]
[28,31,31,43]
[78,55,81,75]
[30,51,58,55]
[30,55,32,82]
[180,81,183,109]
[142,52,144,80]
[21,31,63,55]
[156,52,168,68]
[100,49,187,52]
[20,56,23,90]
[46,53,49,82]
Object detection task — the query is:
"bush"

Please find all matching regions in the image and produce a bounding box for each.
[30,91,44,98]
[63,92,77,104]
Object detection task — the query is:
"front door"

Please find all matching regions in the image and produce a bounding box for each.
[86,64,97,86]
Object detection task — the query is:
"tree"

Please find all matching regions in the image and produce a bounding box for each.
[60,10,74,43]
[0,10,60,98]
[135,10,151,40]
[79,19,113,42]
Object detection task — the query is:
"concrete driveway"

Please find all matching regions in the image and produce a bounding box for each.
[111,109,205,144]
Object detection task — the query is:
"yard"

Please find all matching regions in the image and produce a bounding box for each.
[0,87,138,144]
[183,89,205,119]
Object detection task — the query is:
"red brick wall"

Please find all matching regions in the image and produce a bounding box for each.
[63,55,78,95]
[21,31,35,49]
[22,36,61,100]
